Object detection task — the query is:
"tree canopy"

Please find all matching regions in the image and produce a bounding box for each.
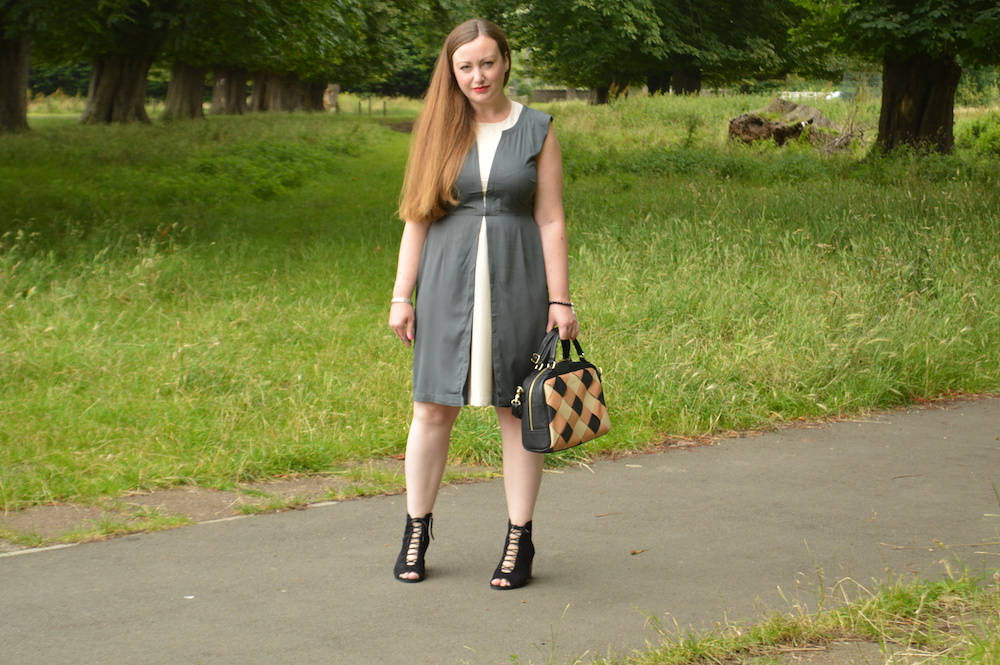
[504,0,666,101]
[649,0,805,93]
[492,0,803,97]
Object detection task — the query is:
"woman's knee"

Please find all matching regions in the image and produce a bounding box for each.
[412,402,461,428]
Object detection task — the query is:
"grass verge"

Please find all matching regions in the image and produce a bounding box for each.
[575,569,1000,665]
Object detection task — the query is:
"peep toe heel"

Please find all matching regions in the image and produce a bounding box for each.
[393,513,433,583]
[490,520,534,590]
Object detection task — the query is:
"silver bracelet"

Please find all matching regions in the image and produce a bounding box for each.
[391,297,413,306]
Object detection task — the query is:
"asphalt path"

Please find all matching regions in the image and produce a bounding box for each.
[3,398,998,665]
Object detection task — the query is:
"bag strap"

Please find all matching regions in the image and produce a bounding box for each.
[559,337,586,361]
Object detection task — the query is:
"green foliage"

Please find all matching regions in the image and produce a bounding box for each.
[339,0,459,95]
[32,0,172,63]
[504,0,666,92]
[957,111,1000,156]
[498,0,803,93]
[956,66,1000,106]
[27,62,90,96]
[0,0,47,40]
[793,0,1000,65]
[653,0,806,87]
[17,0,430,92]
[848,0,1000,62]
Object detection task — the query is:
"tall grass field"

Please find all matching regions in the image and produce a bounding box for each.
[3,95,1000,513]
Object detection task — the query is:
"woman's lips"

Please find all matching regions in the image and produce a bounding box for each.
[473,86,489,93]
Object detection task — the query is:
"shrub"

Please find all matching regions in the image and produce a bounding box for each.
[957,112,1000,156]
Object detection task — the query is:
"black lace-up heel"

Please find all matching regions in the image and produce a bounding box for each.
[490,520,534,590]
[394,513,433,583]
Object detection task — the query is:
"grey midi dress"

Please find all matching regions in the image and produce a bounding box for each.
[412,104,552,407]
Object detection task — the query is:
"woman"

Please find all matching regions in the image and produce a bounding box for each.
[389,18,577,590]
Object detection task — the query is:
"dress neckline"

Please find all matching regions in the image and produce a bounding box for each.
[475,101,523,131]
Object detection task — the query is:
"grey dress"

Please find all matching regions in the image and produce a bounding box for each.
[413,106,552,407]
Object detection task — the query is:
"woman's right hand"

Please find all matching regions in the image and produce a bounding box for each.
[389,302,415,348]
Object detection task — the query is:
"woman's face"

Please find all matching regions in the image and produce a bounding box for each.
[451,35,508,109]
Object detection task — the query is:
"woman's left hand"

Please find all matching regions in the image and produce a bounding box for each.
[547,304,579,340]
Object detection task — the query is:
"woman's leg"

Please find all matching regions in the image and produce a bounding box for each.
[495,406,544,524]
[404,401,461,519]
[396,401,460,582]
[492,406,544,588]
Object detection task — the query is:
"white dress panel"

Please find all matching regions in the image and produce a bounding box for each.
[468,102,524,406]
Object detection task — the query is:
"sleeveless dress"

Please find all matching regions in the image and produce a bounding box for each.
[413,103,552,407]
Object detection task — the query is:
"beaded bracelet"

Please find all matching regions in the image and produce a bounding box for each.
[548,300,574,308]
[391,297,413,306]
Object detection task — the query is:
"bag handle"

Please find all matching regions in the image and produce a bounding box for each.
[531,328,562,367]
[560,337,586,362]
[532,328,588,368]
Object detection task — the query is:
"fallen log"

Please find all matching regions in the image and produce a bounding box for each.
[728,98,847,149]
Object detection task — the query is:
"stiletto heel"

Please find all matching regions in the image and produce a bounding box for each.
[490,520,534,590]
[394,513,433,583]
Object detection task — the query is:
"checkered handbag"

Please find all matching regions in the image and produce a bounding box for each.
[511,329,611,453]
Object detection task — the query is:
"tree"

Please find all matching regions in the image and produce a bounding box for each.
[213,0,378,114]
[340,0,458,98]
[487,0,799,98]
[646,0,804,94]
[22,0,395,123]
[30,0,174,124]
[159,0,273,119]
[506,0,665,103]
[793,0,1000,153]
[0,0,42,133]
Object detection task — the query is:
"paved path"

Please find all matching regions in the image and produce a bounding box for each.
[3,398,999,665]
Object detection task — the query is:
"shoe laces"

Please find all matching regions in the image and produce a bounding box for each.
[404,516,432,566]
[500,523,529,573]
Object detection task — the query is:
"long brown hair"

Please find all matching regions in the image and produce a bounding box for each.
[398,19,512,224]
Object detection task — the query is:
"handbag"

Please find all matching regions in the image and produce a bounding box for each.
[511,328,611,453]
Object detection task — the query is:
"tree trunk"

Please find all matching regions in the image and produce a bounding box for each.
[0,34,30,133]
[672,66,702,95]
[647,71,671,95]
[594,84,611,105]
[300,81,326,112]
[249,70,302,112]
[80,55,153,124]
[877,52,962,154]
[324,83,340,112]
[210,67,248,115]
[248,70,266,111]
[161,61,206,120]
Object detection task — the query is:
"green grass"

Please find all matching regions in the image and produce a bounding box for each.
[0,507,192,547]
[581,570,1000,665]
[3,95,1000,513]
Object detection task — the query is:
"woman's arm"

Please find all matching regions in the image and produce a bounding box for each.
[534,124,579,340]
[389,220,430,348]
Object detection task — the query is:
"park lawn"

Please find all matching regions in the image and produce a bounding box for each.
[2,95,1000,513]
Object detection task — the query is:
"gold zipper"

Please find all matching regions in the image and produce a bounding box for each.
[525,364,555,431]
[526,372,542,430]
